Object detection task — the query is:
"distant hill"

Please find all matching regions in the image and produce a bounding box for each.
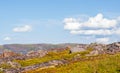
[0,43,78,54]
[0,42,120,55]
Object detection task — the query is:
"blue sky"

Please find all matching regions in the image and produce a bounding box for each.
[0,0,120,44]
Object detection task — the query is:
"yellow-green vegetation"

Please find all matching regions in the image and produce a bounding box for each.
[3,47,120,73]
[0,63,12,69]
[24,53,120,73]
[0,63,12,73]
[14,49,70,67]
[0,70,3,73]
[15,47,120,73]
[14,48,91,67]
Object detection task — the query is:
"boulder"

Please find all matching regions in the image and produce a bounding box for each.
[7,61,21,68]
[106,42,120,54]
[2,50,17,58]
[70,44,87,53]
[87,43,106,54]
[86,50,99,56]
[26,50,48,57]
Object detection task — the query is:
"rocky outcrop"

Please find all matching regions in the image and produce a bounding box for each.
[70,43,106,55]
[2,42,120,73]
[70,44,87,53]
[26,50,48,57]
[86,50,99,56]
[4,59,67,73]
[87,43,106,55]
[7,61,21,68]
[3,51,18,58]
[70,42,120,55]
[0,50,19,58]
[106,42,120,54]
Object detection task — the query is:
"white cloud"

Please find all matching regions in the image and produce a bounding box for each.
[13,25,32,32]
[64,18,81,30]
[63,13,120,43]
[96,38,109,44]
[84,13,117,28]
[70,29,113,35]
[4,37,11,41]
[64,13,120,35]
[115,28,120,34]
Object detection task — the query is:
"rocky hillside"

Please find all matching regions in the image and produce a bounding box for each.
[70,42,120,55]
[0,42,120,73]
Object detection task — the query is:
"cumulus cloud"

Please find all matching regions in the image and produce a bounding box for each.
[64,18,81,30]
[83,13,117,28]
[64,13,120,35]
[63,13,120,43]
[4,37,11,41]
[96,38,109,44]
[13,25,32,32]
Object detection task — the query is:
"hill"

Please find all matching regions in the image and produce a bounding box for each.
[0,42,120,73]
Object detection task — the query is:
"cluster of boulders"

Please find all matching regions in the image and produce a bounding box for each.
[26,50,48,58]
[0,48,68,73]
[106,42,120,54]
[70,44,87,53]
[4,59,67,73]
[86,43,106,56]
[0,50,19,58]
[70,42,120,55]
[0,50,48,62]
[1,42,120,73]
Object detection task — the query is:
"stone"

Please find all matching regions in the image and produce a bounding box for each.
[7,61,21,68]
[88,50,99,56]
[26,50,48,57]
[2,50,17,58]
[70,44,87,53]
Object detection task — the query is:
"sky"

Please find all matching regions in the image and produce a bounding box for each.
[0,0,120,44]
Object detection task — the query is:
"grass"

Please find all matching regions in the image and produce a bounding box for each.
[14,48,91,67]
[0,63,12,69]
[24,53,120,73]
[14,49,71,67]
[1,47,120,73]
[0,63,12,73]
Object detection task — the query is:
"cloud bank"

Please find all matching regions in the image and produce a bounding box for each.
[64,13,120,43]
